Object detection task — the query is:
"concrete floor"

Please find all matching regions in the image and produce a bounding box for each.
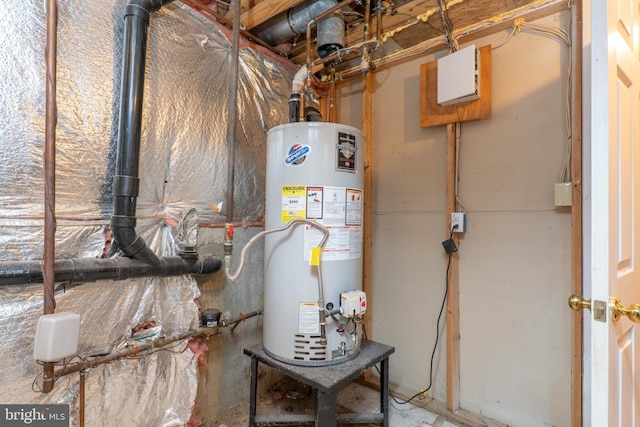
[213,380,502,427]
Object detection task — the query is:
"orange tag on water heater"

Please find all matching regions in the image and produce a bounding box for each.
[310,247,322,266]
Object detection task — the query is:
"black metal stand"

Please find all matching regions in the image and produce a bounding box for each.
[244,339,395,427]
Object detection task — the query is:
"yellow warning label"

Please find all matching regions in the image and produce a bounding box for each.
[281,185,306,222]
[309,247,322,266]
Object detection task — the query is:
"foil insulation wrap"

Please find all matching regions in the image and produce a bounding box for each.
[0,0,294,425]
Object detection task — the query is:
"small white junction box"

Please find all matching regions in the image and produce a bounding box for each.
[554,182,573,207]
[340,290,367,318]
[437,45,480,105]
[33,312,81,362]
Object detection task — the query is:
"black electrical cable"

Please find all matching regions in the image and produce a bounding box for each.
[373,227,456,405]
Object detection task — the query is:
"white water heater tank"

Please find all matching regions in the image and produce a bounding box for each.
[263,122,364,366]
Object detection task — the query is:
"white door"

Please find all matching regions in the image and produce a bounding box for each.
[584,0,640,424]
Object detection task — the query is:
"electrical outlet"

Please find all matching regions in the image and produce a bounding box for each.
[451,212,466,233]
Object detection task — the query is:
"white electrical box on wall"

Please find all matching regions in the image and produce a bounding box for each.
[33,312,81,362]
[437,45,481,105]
[554,182,573,207]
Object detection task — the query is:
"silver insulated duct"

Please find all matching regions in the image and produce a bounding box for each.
[255,0,344,57]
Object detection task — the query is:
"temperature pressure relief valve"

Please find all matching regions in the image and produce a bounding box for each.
[340,290,367,318]
[223,223,234,268]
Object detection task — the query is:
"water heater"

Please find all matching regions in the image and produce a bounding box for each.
[263,122,365,366]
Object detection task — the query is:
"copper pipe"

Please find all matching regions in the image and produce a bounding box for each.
[52,310,260,379]
[53,310,262,382]
[363,0,371,43]
[79,371,85,427]
[376,0,382,41]
[43,0,58,394]
[198,220,265,229]
[221,310,262,333]
[54,328,221,378]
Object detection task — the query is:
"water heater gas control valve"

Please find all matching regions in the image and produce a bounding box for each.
[340,290,367,318]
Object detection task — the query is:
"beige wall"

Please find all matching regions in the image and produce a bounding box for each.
[337,11,572,427]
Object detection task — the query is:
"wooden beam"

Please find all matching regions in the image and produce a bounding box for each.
[182,0,284,55]
[239,0,256,15]
[445,123,460,412]
[241,0,301,30]
[420,45,492,128]
[362,71,374,370]
[570,1,583,426]
[338,0,568,80]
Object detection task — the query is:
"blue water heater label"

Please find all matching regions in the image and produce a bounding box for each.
[285,144,311,166]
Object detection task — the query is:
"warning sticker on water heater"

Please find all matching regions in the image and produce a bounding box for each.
[281,185,306,222]
[298,302,320,334]
[301,185,363,261]
[306,187,323,219]
[345,189,362,226]
[305,225,362,261]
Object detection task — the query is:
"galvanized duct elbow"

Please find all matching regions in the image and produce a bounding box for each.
[254,0,344,55]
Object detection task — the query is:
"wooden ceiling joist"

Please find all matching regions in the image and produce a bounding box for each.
[240,0,302,30]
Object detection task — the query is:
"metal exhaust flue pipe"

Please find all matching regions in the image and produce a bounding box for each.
[255,0,340,47]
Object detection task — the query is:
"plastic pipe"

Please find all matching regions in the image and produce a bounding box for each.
[112,0,178,266]
[289,66,308,122]
[0,256,222,287]
[0,0,224,288]
[291,66,308,94]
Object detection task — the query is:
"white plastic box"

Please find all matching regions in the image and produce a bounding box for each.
[33,312,81,362]
[437,45,480,105]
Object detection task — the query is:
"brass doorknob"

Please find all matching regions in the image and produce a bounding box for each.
[568,294,591,312]
[611,297,640,323]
